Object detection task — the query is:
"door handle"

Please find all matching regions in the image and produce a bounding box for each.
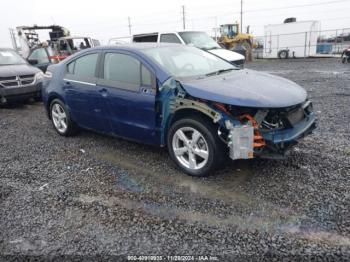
[141,87,153,94]
[99,88,108,97]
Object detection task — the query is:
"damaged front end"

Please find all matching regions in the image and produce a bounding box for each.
[223,101,316,160]
[158,77,316,161]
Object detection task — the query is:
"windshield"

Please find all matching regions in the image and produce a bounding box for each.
[0,50,26,66]
[178,32,221,50]
[142,45,235,78]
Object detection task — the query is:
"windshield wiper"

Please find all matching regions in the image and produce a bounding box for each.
[205,68,235,77]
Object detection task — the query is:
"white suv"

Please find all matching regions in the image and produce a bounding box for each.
[132,31,245,68]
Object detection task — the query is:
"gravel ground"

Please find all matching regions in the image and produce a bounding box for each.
[1,58,349,261]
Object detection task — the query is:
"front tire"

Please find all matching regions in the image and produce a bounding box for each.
[50,99,78,136]
[167,116,226,177]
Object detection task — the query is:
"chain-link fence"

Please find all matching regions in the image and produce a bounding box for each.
[253,27,350,59]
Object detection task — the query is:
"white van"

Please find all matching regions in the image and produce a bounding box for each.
[132,31,245,68]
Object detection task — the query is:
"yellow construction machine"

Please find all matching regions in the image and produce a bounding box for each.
[218,23,255,61]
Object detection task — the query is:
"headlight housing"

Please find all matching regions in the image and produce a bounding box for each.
[35,71,45,82]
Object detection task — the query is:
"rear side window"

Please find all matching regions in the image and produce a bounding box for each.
[67,61,75,74]
[67,53,98,78]
[104,53,140,85]
[160,34,181,44]
[141,65,152,86]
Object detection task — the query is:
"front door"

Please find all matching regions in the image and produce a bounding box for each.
[96,51,157,145]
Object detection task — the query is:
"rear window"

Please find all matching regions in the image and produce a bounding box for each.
[133,35,158,43]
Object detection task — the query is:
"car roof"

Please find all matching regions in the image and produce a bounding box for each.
[132,31,208,37]
[92,42,183,51]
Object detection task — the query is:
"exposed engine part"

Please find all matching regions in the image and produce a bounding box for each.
[254,109,269,125]
[239,114,266,148]
[261,120,282,130]
[228,125,254,160]
[213,102,231,115]
[261,101,312,131]
[226,105,257,117]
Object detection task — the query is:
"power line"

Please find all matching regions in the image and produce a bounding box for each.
[63,0,350,38]
[71,0,350,33]
[186,0,350,21]
[245,0,350,14]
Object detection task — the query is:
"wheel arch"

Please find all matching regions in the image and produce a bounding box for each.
[164,108,220,147]
[46,93,66,119]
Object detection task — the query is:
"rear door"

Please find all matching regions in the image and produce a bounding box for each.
[63,52,111,133]
[96,51,158,145]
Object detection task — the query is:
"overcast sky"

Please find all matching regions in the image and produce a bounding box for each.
[1,0,349,47]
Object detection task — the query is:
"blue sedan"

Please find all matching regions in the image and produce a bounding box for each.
[42,44,316,176]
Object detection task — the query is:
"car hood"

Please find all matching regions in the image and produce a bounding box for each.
[180,69,307,108]
[0,64,40,77]
[207,48,245,62]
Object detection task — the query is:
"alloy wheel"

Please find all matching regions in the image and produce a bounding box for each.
[51,103,68,133]
[172,127,209,170]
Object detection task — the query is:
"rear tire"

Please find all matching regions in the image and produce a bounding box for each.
[278,50,289,59]
[167,115,226,177]
[50,99,78,136]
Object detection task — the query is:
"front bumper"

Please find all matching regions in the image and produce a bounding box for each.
[261,112,317,145]
[0,83,42,103]
[227,112,317,160]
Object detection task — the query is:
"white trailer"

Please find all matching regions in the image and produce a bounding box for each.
[263,20,320,58]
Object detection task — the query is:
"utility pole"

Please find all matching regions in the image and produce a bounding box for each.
[9,28,18,51]
[128,17,132,36]
[240,0,243,33]
[214,16,218,41]
[182,5,186,30]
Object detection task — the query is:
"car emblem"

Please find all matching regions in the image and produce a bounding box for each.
[16,76,21,87]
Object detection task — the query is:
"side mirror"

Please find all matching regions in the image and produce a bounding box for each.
[28,59,38,65]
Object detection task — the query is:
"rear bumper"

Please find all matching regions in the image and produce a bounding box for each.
[0,83,42,102]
